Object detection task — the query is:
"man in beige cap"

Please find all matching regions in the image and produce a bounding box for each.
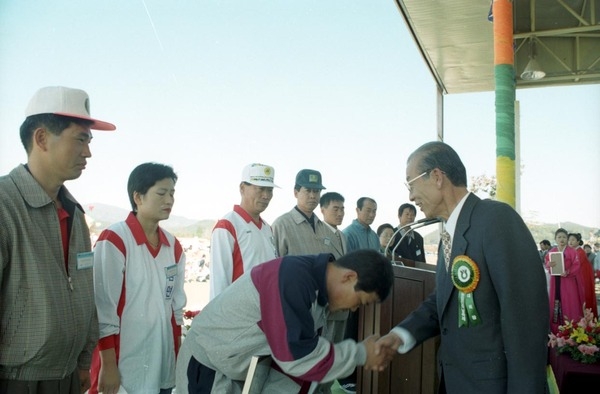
[0,86,115,394]
[209,163,279,299]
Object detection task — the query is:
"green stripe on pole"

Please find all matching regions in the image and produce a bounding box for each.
[495,64,515,160]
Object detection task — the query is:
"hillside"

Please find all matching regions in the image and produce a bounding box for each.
[84,203,216,239]
[85,203,598,246]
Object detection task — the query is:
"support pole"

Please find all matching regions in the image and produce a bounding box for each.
[493,0,516,207]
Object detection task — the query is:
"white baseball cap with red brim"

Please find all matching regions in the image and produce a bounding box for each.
[25,86,116,131]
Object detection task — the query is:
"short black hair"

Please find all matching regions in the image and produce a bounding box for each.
[540,240,551,247]
[377,223,394,237]
[356,197,376,210]
[320,192,345,208]
[568,232,583,246]
[334,249,393,302]
[398,203,416,217]
[127,162,178,211]
[19,114,93,153]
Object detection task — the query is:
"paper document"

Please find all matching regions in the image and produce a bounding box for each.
[549,252,565,276]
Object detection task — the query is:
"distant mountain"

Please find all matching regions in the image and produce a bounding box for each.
[84,203,129,229]
[85,203,598,245]
[526,222,599,244]
[423,221,599,245]
[84,203,216,239]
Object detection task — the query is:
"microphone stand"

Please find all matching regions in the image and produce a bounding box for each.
[385,217,441,265]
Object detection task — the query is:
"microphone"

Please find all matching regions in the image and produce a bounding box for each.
[385,217,442,265]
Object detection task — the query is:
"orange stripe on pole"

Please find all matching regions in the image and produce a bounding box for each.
[493,0,513,65]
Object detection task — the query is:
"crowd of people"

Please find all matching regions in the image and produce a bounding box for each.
[2,86,591,394]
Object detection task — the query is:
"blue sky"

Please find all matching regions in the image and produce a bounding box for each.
[1,0,598,234]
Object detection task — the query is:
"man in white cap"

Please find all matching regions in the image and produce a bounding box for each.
[0,86,115,394]
[209,163,279,299]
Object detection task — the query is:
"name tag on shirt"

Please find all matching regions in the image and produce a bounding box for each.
[165,264,177,300]
[165,264,178,278]
[416,249,422,256]
[76,252,94,270]
[324,237,331,246]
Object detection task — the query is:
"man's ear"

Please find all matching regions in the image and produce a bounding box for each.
[342,269,358,284]
[432,168,445,188]
[33,127,49,151]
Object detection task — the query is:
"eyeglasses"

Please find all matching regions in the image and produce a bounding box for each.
[404,170,430,192]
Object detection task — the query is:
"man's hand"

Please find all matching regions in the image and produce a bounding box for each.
[362,334,395,372]
[79,369,91,393]
[98,348,121,394]
[98,361,121,394]
[375,332,403,357]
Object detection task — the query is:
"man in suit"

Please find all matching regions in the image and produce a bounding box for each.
[319,191,347,257]
[376,141,549,394]
[319,192,350,392]
[390,203,426,262]
[538,239,552,261]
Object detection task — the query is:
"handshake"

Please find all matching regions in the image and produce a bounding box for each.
[361,332,404,372]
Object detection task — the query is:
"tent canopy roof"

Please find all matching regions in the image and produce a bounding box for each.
[394,0,600,94]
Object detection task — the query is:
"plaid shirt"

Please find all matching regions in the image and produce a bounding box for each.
[272,208,342,258]
[0,165,98,380]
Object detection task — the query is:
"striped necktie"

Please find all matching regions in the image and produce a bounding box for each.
[335,231,344,254]
[441,230,452,270]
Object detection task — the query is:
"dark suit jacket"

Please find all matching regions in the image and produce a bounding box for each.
[397,194,549,394]
[391,229,426,262]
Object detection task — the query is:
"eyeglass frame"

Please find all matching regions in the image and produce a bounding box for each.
[404,169,432,192]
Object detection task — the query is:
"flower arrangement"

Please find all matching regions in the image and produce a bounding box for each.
[548,307,600,364]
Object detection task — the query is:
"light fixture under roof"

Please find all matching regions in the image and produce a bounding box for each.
[521,59,546,80]
[521,38,545,80]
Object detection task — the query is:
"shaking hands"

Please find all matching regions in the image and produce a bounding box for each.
[361,332,404,372]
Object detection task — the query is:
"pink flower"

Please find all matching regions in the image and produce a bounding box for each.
[578,344,599,355]
[548,306,600,364]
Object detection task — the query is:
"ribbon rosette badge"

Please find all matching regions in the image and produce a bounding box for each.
[450,255,481,327]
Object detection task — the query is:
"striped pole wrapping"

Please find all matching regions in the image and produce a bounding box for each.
[493,0,516,207]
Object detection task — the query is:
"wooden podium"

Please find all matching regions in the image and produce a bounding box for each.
[357,259,440,394]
